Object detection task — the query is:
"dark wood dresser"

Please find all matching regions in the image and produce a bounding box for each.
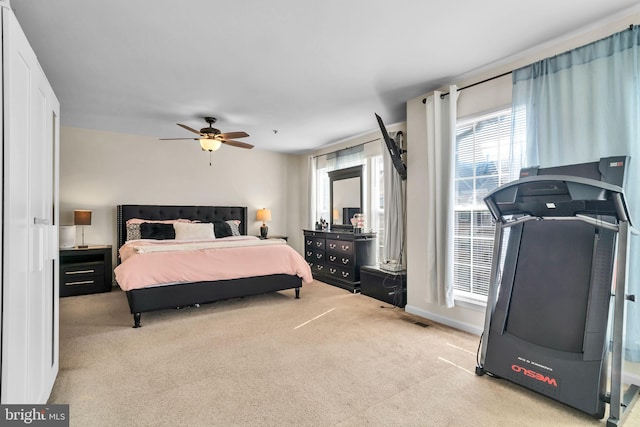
[303,229,376,292]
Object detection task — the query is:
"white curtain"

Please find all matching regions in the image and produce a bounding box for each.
[308,155,317,229]
[424,86,458,307]
[512,26,640,360]
[382,131,404,263]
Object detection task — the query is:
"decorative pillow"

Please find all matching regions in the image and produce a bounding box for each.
[214,221,233,238]
[126,224,141,241]
[225,220,242,236]
[174,222,215,240]
[140,222,176,240]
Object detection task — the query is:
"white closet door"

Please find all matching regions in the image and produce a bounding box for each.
[2,6,60,404]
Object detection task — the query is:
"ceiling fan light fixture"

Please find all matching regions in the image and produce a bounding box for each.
[199,138,222,152]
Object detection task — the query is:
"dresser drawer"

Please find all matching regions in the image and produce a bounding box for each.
[312,263,328,275]
[325,232,352,240]
[326,265,357,282]
[305,237,325,250]
[326,239,353,255]
[326,252,354,267]
[305,249,325,263]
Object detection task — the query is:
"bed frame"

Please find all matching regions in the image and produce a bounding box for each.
[116,205,302,328]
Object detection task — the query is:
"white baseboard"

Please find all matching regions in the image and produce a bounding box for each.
[404,304,483,336]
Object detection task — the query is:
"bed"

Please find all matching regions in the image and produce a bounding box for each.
[115,205,312,327]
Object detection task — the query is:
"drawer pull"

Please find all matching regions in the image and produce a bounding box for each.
[316,253,323,259]
[341,244,350,251]
[329,255,336,262]
[329,243,336,249]
[65,280,95,286]
[342,258,349,264]
[341,272,350,278]
[330,268,337,274]
[66,269,95,275]
[306,240,312,245]
[316,241,322,247]
[306,251,312,256]
[317,265,324,270]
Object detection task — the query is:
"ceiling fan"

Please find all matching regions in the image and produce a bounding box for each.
[160,117,254,152]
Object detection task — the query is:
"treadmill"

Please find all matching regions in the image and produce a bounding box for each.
[476,156,638,425]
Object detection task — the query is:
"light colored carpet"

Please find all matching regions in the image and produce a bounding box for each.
[49,281,639,426]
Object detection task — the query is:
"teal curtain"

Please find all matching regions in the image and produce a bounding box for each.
[512,25,640,360]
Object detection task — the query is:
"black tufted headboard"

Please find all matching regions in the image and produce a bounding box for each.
[116,205,248,252]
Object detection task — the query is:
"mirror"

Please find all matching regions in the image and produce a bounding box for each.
[329,165,363,231]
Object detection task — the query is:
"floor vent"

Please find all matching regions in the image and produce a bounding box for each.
[413,321,430,328]
[402,317,430,328]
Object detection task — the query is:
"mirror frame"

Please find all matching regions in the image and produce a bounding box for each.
[329,165,363,231]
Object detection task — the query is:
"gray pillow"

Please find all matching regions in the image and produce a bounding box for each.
[226,220,241,236]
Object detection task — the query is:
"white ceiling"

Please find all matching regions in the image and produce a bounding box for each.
[11,0,640,154]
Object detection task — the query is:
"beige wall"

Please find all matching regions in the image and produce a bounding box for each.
[60,6,639,333]
[405,8,640,334]
[60,126,302,266]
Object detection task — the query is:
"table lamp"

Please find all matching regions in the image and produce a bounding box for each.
[256,208,271,238]
[74,209,92,248]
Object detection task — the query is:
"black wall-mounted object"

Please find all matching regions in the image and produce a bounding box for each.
[375,113,406,180]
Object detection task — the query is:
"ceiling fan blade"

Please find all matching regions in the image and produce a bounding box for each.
[159,137,199,140]
[222,139,254,149]
[219,131,249,139]
[177,123,204,135]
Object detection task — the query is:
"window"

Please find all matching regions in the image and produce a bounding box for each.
[453,108,525,303]
[369,155,385,261]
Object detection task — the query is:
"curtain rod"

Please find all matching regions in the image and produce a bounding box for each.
[311,136,381,159]
[422,70,512,104]
[421,24,638,104]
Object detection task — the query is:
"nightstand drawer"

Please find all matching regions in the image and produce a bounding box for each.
[61,261,104,284]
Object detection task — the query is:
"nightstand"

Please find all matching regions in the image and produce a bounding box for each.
[59,245,113,297]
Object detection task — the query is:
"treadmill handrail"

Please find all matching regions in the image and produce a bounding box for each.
[484,174,631,225]
[499,214,622,233]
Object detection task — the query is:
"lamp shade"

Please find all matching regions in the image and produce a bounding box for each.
[256,208,271,223]
[74,210,92,226]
